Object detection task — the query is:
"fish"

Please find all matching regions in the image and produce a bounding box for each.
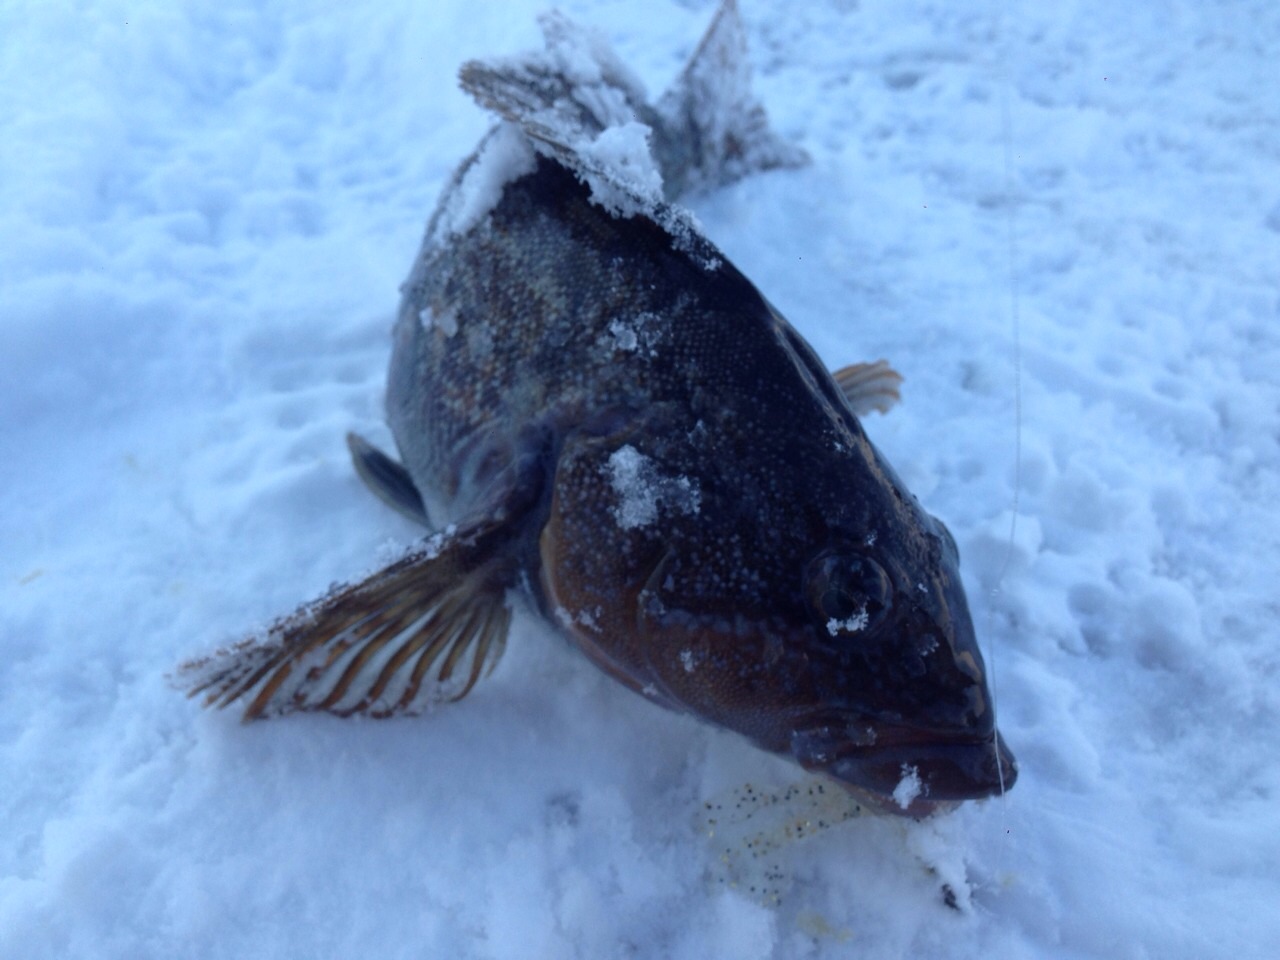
[178,0,1016,818]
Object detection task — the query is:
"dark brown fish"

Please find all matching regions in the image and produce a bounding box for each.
[179,1,1016,817]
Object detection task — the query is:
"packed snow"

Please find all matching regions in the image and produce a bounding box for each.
[3,1,1279,958]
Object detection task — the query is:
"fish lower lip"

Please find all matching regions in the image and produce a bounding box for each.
[822,730,1018,812]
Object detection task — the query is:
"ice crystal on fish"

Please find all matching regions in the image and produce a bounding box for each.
[606,445,701,530]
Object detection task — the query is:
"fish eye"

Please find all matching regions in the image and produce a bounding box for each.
[805,552,894,639]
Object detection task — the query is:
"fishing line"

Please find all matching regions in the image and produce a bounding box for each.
[988,0,1023,817]
[995,6,1024,588]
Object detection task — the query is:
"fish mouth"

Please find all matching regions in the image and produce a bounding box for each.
[795,724,1018,818]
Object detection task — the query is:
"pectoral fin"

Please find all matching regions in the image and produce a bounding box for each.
[177,526,514,720]
[832,360,904,417]
[180,426,551,721]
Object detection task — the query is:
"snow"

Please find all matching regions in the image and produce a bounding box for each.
[606,444,701,530]
[603,312,665,357]
[3,1,1279,958]
[429,122,537,245]
[825,608,869,636]
[576,120,665,208]
[893,765,924,811]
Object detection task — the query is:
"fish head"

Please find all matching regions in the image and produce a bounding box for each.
[784,511,1017,816]
[539,407,1016,818]
[623,501,1015,817]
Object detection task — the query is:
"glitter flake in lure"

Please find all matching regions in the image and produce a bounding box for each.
[177,0,1015,818]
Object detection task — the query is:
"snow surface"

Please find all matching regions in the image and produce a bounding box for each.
[3,1,1279,957]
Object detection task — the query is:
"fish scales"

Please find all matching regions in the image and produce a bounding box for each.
[178,1,1016,818]
[396,156,851,536]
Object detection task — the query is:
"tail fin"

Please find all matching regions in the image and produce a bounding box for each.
[459,11,665,211]
[652,0,809,198]
[458,1,806,207]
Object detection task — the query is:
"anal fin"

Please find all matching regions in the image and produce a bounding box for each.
[176,523,514,720]
[832,360,904,417]
[347,432,430,527]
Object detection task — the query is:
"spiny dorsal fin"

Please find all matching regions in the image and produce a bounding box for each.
[458,2,806,206]
[175,527,513,720]
[832,360,904,416]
